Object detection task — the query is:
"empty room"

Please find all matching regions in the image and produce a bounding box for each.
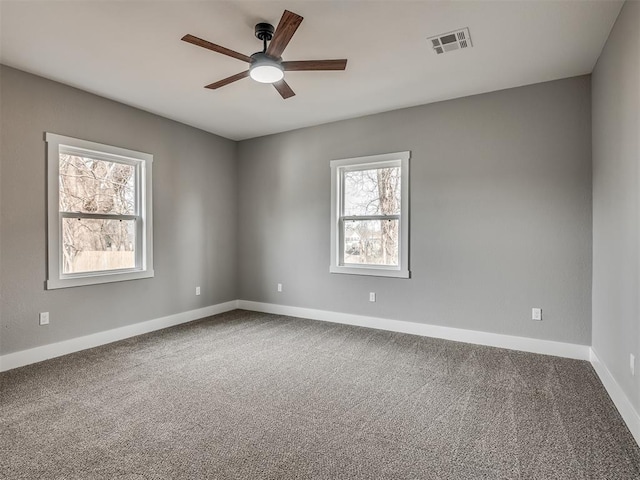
[1,0,639,478]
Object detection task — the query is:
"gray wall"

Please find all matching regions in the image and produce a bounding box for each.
[0,66,238,355]
[592,1,640,411]
[238,76,593,345]
[0,65,595,357]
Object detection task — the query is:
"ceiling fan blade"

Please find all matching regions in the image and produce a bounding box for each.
[273,79,295,99]
[282,59,348,71]
[205,71,250,89]
[182,34,251,63]
[266,10,303,58]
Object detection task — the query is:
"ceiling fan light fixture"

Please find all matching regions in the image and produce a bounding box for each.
[182,9,347,98]
[249,57,284,84]
[250,64,284,83]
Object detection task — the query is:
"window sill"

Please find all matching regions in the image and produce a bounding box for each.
[330,265,410,279]
[46,269,154,290]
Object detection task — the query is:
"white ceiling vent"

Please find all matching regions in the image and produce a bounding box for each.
[428,28,473,55]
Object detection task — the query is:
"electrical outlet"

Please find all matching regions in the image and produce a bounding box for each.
[631,354,635,376]
[39,312,49,326]
[369,292,376,302]
[195,286,201,296]
[277,283,282,292]
[532,308,542,321]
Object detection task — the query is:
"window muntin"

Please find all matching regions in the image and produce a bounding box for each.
[330,152,410,278]
[46,133,153,289]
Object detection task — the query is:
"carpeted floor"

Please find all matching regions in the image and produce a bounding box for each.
[1,310,639,479]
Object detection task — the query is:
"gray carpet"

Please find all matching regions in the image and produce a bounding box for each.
[1,310,639,479]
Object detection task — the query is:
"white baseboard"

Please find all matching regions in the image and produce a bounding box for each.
[0,300,239,372]
[237,300,591,361]
[1,300,589,373]
[590,348,640,445]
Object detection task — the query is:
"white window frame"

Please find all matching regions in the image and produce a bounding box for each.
[46,133,154,289]
[330,151,410,278]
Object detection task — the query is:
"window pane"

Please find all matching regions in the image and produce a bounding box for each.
[343,219,399,266]
[343,167,401,216]
[59,154,135,214]
[62,218,136,274]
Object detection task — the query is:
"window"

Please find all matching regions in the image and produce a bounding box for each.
[330,151,410,278]
[46,133,153,289]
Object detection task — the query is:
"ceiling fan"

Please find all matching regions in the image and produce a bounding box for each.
[181,9,347,99]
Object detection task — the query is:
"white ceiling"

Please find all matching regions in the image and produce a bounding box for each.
[0,0,623,141]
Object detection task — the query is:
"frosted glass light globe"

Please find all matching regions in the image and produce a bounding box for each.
[250,63,284,83]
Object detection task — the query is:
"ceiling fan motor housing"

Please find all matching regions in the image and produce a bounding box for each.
[250,52,280,64]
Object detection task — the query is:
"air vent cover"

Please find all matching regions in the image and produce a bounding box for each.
[427,27,472,55]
